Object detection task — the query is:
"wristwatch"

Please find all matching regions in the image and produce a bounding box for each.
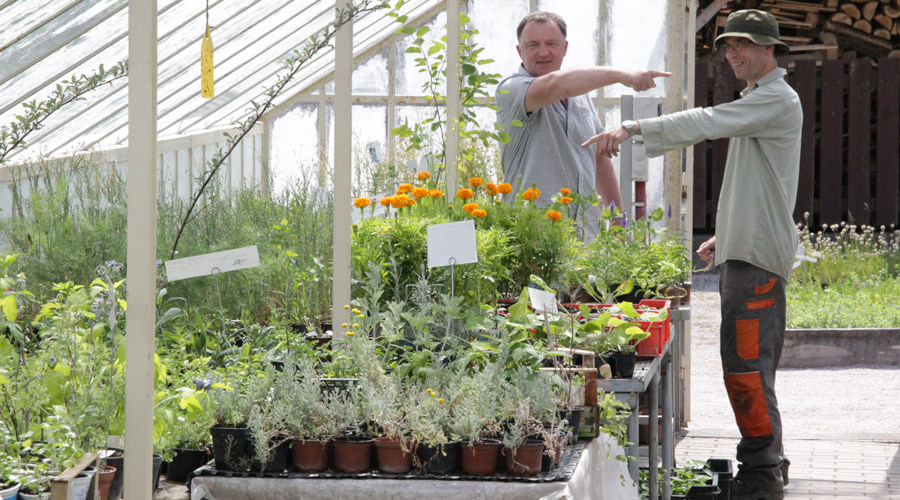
[621,120,637,138]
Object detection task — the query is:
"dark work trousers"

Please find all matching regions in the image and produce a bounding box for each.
[718,260,787,480]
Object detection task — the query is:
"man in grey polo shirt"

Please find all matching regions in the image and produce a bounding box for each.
[496,11,668,240]
[587,9,801,500]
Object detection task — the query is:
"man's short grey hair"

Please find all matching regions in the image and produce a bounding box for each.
[516,11,567,41]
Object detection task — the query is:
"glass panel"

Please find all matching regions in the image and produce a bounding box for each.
[0,0,124,82]
[606,0,668,98]
[351,104,388,198]
[352,50,389,95]
[467,0,529,97]
[270,103,320,194]
[395,11,446,97]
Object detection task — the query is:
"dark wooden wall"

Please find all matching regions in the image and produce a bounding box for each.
[692,56,900,231]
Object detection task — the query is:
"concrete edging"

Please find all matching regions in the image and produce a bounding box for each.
[781,328,900,368]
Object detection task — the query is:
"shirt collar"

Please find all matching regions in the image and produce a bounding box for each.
[741,67,787,97]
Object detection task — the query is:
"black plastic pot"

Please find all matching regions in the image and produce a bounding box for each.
[416,441,460,475]
[209,425,255,471]
[167,448,211,484]
[102,448,124,500]
[152,453,162,490]
[610,351,636,378]
[559,407,583,438]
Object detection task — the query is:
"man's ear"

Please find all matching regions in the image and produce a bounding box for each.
[516,45,523,60]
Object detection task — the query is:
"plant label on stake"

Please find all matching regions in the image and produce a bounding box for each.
[427,220,478,269]
[165,246,260,335]
[529,287,558,349]
[164,246,260,282]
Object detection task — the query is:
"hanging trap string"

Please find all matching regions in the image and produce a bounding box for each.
[201,0,214,98]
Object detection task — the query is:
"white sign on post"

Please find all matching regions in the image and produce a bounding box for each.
[427,220,478,268]
[528,287,558,314]
[164,245,260,282]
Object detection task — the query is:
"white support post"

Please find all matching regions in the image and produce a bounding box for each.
[125,0,157,498]
[332,0,353,340]
[445,0,460,196]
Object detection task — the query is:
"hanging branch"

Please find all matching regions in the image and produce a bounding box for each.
[0,60,129,164]
[169,0,389,260]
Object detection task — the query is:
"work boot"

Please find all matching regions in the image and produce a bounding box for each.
[732,472,785,500]
[780,457,790,486]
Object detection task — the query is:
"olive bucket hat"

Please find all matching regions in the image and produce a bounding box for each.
[715,9,790,56]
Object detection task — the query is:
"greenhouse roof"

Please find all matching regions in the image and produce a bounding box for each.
[0,0,443,163]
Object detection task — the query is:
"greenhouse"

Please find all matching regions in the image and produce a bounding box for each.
[1,0,899,499]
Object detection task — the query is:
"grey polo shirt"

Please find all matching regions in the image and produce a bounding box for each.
[496,65,604,239]
[641,67,802,280]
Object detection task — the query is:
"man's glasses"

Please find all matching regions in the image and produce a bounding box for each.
[718,39,754,54]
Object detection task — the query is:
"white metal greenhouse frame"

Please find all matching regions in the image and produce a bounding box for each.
[2,0,702,497]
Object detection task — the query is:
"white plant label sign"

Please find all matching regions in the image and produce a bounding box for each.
[164,245,260,282]
[427,220,478,269]
[528,287,558,314]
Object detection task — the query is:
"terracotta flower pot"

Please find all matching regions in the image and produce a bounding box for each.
[331,436,373,474]
[503,440,544,477]
[373,437,413,474]
[460,439,501,476]
[291,439,329,473]
[97,466,117,500]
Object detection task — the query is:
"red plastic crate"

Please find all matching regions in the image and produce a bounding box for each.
[638,299,672,345]
[627,317,667,357]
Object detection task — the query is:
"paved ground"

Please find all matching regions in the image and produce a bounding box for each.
[677,271,900,499]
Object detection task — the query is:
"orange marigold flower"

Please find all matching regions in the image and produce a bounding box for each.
[485,182,500,196]
[522,187,541,201]
[417,171,431,181]
[495,200,502,204]
[472,208,487,218]
[412,187,429,199]
[429,189,443,198]
[560,188,572,196]
[396,183,413,195]
[468,177,484,187]
[391,194,413,209]
[353,197,371,208]
[560,196,573,205]
[498,183,513,194]
[457,188,474,200]
[380,196,393,207]
[546,210,562,221]
[463,203,479,214]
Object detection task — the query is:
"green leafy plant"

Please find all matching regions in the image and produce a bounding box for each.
[639,459,716,499]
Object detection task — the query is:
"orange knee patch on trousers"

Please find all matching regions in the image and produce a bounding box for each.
[724,372,773,437]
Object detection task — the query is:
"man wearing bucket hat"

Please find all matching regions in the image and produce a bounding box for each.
[585,9,800,500]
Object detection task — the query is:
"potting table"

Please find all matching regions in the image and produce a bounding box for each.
[598,327,675,500]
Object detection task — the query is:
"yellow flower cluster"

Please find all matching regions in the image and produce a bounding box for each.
[353,197,371,208]
[522,187,541,201]
[463,203,479,214]
[546,210,562,221]
[456,188,474,200]
[396,183,413,195]
[417,171,431,181]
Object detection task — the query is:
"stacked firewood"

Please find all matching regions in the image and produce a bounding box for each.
[698,0,900,59]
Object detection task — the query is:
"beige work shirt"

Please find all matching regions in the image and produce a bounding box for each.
[641,67,802,280]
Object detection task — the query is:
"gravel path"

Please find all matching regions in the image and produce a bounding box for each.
[685,271,900,442]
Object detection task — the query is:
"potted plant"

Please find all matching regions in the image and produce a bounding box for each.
[207,369,266,472]
[449,366,504,476]
[0,452,21,500]
[404,380,459,475]
[270,357,353,473]
[356,374,413,474]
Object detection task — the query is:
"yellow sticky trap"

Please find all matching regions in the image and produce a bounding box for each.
[201,26,214,98]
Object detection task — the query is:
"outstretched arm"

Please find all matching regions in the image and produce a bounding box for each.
[525,68,670,112]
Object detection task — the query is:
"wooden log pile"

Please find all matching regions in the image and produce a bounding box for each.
[698,0,900,59]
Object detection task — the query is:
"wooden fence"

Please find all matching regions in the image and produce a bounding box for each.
[692,56,900,231]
